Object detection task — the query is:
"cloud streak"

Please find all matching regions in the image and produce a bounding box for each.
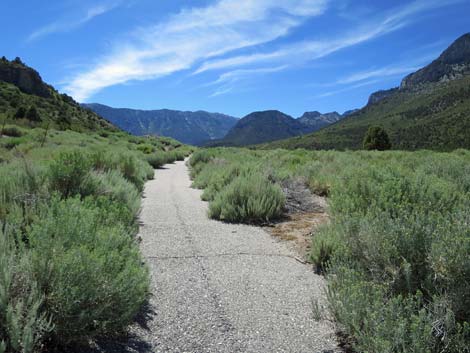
[63,0,463,101]
[207,65,288,97]
[64,0,329,101]
[314,79,380,98]
[28,2,120,42]
[194,0,457,75]
[336,65,421,85]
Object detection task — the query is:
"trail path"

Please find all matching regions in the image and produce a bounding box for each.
[116,160,338,352]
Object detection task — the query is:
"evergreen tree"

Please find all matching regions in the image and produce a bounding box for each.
[26,106,41,122]
[13,57,23,65]
[363,126,392,151]
[14,106,27,119]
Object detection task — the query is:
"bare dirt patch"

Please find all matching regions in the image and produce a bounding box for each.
[265,177,330,260]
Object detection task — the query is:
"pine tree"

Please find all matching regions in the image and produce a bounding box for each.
[14,106,27,119]
[363,126,392,151]
[26,106,41,122]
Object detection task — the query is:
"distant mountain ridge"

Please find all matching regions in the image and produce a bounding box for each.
[261,33,470,151]
[208,109,347,146]
[83,103,238,146]
[298,111,343,130]
[216,110,310,146]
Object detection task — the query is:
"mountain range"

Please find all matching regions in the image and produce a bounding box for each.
[83,103,238,146]
[84,104,346,146]
[209,110,345,146]
[263,32,470,151]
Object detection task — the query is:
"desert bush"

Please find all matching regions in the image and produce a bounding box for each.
[0,161,46,223]
[146,152,169,169]
[173,149,187,161]
[81,170,141,221]
[314,159,470,351]
[190,147,470,351]
[0,227,53,353]
[208,172,285,223]
[310,223,344,273]
[90,151,153,190]
[1,126,22,137]
[189,149,214,168]
[48,151,91,198]
[1,140,20,150]
[193,162,245,201]
[136,144,154,154]
[146,153,165,169]
[27,197,149,345]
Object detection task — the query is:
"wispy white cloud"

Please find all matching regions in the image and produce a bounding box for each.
[194,0,462,74]
[207,65,288,97]
[64,0,464,101]
[65,0,329,101]
[28,2,121,42]
[336,66,421,85]
[314,79,380,98]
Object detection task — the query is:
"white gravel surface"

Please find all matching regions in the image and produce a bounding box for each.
[86,160,339,353]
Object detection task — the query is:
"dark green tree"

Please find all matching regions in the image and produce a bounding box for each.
[363,126,392,151]
[13,57,23,65]
[26,106,41,122]
[14,106,27,119]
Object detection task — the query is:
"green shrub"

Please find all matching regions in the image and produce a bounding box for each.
[48,151,91,198]
[310,223,343,273]
[1,140,20,150]
[90,151,153,190]
[327,264,470,352]
[0,161,46,223]
[27,197,149,345]
[147,152,167,169]
[0,227,53,353]
[193,162,243,201]
[188,147,470,351]
[189,149,213,167]
[136,144,154,154]
[81,170,141,221]
[1,127,22,137]
[25,106,41,122]
[14,107,26,119]
[208,172,285,223]
[146,151,178,169]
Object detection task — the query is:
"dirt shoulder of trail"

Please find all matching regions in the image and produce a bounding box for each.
[265,177,330,261]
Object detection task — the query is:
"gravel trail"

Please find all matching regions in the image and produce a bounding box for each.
[113,160,338,353]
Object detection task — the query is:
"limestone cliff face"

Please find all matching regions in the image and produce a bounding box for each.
[0,57,52,98]
[400,33,470,89]
[367,88,399,105]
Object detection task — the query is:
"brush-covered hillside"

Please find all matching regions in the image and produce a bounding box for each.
[0,57,117,132]
[0,57,193,352]
[263,33,470,151]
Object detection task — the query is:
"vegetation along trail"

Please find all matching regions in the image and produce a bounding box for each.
[134,159,338,352]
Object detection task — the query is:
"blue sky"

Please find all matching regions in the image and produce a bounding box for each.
[1,0,469,117]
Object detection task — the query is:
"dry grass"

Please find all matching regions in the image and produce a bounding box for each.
[266,212,329,260]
